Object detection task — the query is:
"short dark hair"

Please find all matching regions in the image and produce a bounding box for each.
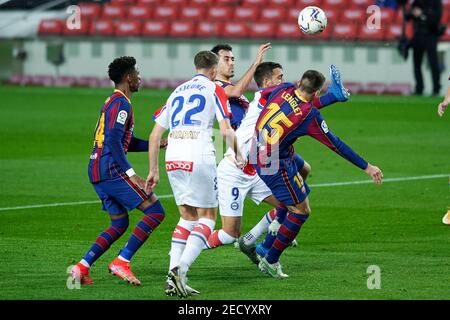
[254,62,283,87]
[211,44,233,55]
[299,70,326,94]
[194,50,219,69]
[108,56,136,85]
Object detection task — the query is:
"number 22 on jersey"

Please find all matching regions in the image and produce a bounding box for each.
[171,94,206,128]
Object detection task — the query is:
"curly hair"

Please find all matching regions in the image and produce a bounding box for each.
[108,56,136,85]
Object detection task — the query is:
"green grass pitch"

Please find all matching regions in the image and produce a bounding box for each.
[0,85,449,300]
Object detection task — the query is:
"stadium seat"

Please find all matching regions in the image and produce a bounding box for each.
[270,0,295,6]
[442,25,450,42]
[441,10,449,24]
[249,22,276,39]
[321,8,340,23]
[216,0,240,5]
[242,0,267,7]
[234,7,260,22]
[169,21,195,37]
[180,7,206,21]
[296,0,323,7]
[359,82,386,95]
[137,0,161,5]
[115,20,142,37]
[384,83,412,96]
[358,25,385,41]
[207,7,233,21]
[443,0,450,9]
[331,23,358,40]
[196,22,221,37]
[341,9,365,25]
[78,3,102,20]
[221,21,249,38]
[260,7,287,22]
[142,21,169,37]
[276,22,303,39]
[127,6,153,20]
[166,0,189,6]
[54,76,77,87]
[63,19,91,36]
[385,24,402,41]
[322,0,349,8]
[89,19,115,36]
[287,8,302,22]
[154,5,179,20]
[343,82,363,94]
[348,0,371,8]
[102,4,127,20]
[191,0,214,5]
[38,19,63,36]
[379,8,395,24]
[111,0,137,5]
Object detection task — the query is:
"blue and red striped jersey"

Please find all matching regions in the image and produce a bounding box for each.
[88,90,136,183]
[215,80,249,130]
[253,83,368,170]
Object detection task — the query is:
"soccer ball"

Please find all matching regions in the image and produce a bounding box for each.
[298,6,327,35]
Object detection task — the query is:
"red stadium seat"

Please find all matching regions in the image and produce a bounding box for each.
[234,7,260,22]
[142,21,169,37]
[341,9,365,25]
[287,8,302,22]
[358,25,385,41]
[443,0,450,9]
[322,0,349,8]
[191,0,214,6]
[442,25,450,42]
[441,10,449,24]
[115,20,142,37]
[359,82,387,95]
[196,21,221,37]
[166,0,188,5]
[180,7,206,21]
[322,8,340,23]
[169,21,195,37]
[207,7,234,21]
[127,6,153,20]
[242,0,267,7]
[270,0,295,6]
[137,0,161,5]
[331,23,358,40]
[102,4,127,20]
[348,0,371,8]
[78,3,102,19]
[276,22,303,39]
[111,0,137,5]
[385,24,402,41]
[38,19,63,35]
[296,0,322,6]
[249,22,276,39]
[90,19,115,36]
[221,21,249,38]
[379,8,395,24]
[216,0,240,5]
[154,5,179,20]
[63,19,91,36]
[260,7,287,22]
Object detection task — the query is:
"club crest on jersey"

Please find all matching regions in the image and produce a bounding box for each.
[117,110,127,125]
[231,202,239,210]
[321,120,329,133]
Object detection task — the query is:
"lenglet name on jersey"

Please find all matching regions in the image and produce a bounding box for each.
[281,91,302,116]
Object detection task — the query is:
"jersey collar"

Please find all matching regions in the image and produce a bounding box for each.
[294,89,309,103]
[114,89,131,104]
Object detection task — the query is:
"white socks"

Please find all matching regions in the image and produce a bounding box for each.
[169,218,198,271]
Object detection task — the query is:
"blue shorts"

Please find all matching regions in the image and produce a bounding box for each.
[92,174,152,215]
[257,154,310,206]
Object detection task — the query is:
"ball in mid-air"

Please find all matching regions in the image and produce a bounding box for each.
[298,6,327,35]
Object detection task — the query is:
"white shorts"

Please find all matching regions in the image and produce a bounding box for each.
[217,157,272,217]
[167,158,218,208]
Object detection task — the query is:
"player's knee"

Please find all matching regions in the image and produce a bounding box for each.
[111,215,129,233]
[142,199,166,224]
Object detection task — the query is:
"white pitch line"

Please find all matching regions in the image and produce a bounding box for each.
[0,174,448,212]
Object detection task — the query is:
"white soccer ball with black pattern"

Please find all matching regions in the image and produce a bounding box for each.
[298,6,327,35]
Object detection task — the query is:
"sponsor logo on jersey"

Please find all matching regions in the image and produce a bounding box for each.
[117,110,127,125]
[321,120,329,133]
[169,130,200,140]
[166,161,194,172]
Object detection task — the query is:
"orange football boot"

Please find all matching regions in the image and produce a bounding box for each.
[71,263,94,285]
[108,257,141,286]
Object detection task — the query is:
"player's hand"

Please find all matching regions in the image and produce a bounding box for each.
[159,138,168,149]
[130,175,146,190]
[365,164,383,185]
[145,171,159,194]
[254,43,272,66]
[438,101,448,117]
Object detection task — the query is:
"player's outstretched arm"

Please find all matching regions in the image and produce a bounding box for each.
[224,43,272,98]
[438,86,450,117]
[219,118,245,168]
[145,123,166,193]
[364,164,383,185]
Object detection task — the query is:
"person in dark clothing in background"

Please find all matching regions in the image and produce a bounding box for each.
[405,0,443,96]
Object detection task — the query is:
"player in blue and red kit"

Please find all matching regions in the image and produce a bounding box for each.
[70,56,166,286]
[251,70,383,278]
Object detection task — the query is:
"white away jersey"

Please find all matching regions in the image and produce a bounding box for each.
[154,74,231,162]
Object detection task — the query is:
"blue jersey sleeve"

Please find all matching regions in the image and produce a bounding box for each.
[105,99,133,173]
[128,135,149,152]
[306,112,368,170]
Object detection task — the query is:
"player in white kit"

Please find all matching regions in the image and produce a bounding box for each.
[146,51,244,298]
